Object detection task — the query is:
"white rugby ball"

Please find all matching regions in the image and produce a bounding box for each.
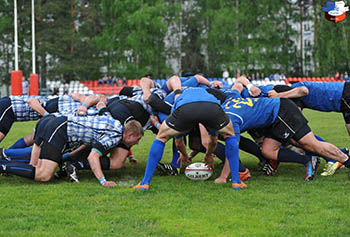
[184,162,213,181]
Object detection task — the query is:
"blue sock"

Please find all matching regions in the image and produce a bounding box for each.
[140,139,165,185]
[225,136,240,184]
[8,155,31,163]
[4,147,32,158]
[9,137,27,149]
[171,139,180,168]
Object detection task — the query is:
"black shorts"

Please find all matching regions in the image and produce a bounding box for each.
[265,98,311,142]
[108,101,133,125]
[0,97,15,135]
[39,141,63,164]
[165,102,230,133]
[34,116,68,152]
[341,82,350,123]
[45,98,59,113]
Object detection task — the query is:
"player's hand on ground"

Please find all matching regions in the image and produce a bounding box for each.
[103,181,116,187]
[268,90,278,98]
[129,157,138,165]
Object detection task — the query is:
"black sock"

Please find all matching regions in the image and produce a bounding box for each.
[277,148,310,165]
[213,142,225,162]
[0,161,35,179]
[343,158,350,168]
[239,136,266,163]
[238,160,246,172]
[71,159,90,170]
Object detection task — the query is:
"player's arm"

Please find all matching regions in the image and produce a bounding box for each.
[69,92,86,102]
[87,149,116,187]
[268,86,308,98]
[230,81,244,94]
[149,115,162,130]
[204,134,218,169]
[236,76,261,97]
[194,74,223,89]
[27,98,49,116]
[140,77,156,101]
[175,136,190,167]
[76,95,106,115]
[62,144,90,160]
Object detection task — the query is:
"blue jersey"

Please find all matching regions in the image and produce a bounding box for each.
[292,82,344,112]
[159,76,199,94]
[222,90,280,135]
[240,84,274,98]
[173,87,220,111]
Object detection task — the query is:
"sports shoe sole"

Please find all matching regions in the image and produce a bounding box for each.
[232,182,247,190]
[133,183,149,191]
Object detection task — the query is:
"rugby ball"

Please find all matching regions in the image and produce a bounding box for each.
[184,162,213,181]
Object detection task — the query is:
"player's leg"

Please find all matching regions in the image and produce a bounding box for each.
[30,144,41,166]
[133,122,181,190]
[34,141,63,182]
[218,121,246,190]
[157,138,182,176]
[296,131,349,165]
[34,159,59,182]
[0,159,36,180]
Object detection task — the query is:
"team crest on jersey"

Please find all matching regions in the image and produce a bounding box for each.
[322,1,349,23]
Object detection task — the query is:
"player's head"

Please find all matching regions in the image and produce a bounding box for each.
[123,120,144,146]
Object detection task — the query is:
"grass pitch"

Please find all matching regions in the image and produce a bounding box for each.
[1,110,350,236]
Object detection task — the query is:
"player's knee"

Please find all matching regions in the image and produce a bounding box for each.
[35,173,51,182]
[261,147,277,160]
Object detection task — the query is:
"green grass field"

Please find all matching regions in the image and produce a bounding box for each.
[1,110,350,236]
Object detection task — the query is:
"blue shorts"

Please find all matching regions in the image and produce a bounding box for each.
[0,97,15,135]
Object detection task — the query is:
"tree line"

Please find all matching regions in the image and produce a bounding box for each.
[0,0,349,88]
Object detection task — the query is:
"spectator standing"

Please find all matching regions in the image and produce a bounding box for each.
[22,77,29,95]
[222,69,229,80]
[335,71,340,80]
